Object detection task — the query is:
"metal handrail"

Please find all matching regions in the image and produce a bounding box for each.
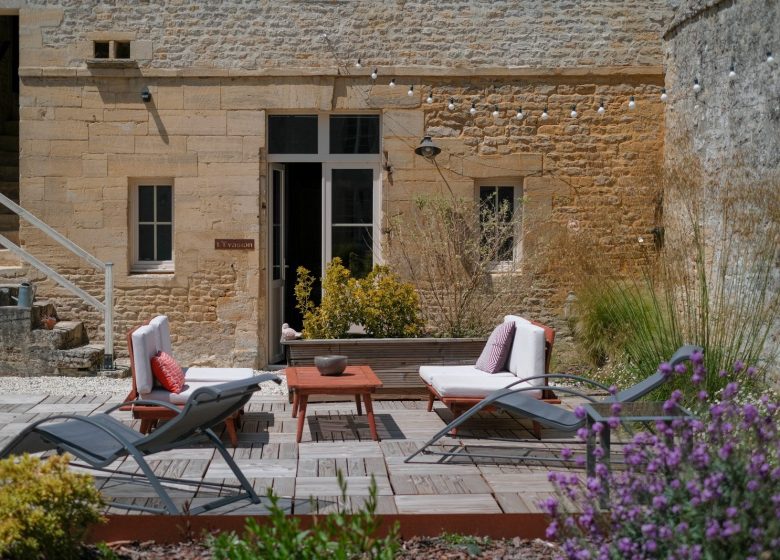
[0,192,114,369]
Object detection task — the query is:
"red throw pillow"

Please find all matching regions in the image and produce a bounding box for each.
[475,322,516,373]
[150,351,185,393]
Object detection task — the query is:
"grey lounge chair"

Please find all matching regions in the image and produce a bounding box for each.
[406,345,701,463]
[0,374,280,515]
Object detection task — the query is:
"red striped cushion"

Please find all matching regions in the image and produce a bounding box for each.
[475,322,516,373]
[150,351,185,393]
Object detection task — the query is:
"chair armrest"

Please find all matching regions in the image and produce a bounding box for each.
[503,373,613,394]
[105,399,182,414]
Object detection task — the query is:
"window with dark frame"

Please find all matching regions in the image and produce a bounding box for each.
[115,41,131,59]
[137,184,173,265]
[479,185,517,262]
[329,115,380,154]
[268,115,318,154]
[93,41,110,58]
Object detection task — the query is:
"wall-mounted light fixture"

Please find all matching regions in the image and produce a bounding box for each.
[140,87,151,102]
[414,136,441,159]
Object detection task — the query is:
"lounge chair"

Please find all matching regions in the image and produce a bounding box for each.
[123,315,255,445]
[0,375,281,515]
[406,345,702,464]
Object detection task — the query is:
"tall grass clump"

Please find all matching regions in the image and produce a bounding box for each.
[572,160,779,400]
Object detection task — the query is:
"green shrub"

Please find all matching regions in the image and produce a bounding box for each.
[0,453,104,560]
[295,258,422,339]
[210,471,399,560]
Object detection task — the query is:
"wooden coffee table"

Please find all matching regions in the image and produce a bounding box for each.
[285,365,383,443]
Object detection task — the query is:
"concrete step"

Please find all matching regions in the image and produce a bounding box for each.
[52,343,105,375]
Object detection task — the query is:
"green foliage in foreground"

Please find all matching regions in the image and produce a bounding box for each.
[210,471,399,560]
[0,454,104,560]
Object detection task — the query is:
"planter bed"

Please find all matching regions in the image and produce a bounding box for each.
[283,337,486,399]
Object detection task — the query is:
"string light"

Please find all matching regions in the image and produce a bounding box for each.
[541,107,549,120]
[448,98,456,111]
[492,105,500,117]
[570,105,578,118]
[370,68,378,80]
[355,58,362,69]
[407,85,414,96]
[515,107,524,120]
[469,102,477,115]
[628,96,636,110]
[660,88,668,102]
[597,101,605,114]
[767,51,775,64]
[389,78,396,87]
[728,65,736,80]
[693,78,701,93]
[426,93,434,104]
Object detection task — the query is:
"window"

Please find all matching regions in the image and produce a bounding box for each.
[114,41,131,59]
[132,182,173,272]
[329,115,380,154]
[330,168,375,277]
[268,115,318,154]
[93,41,110,59]
[478,182,522,265]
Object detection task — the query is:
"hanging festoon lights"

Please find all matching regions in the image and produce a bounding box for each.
[448,98,456,111]
[570,105,578,118]
[492,105,500,117]
[426,92,434,104]
[767,51,775,64]
[389,78,396,87]
[628,96,636,110]
[660,88,668,102]
[515,107,524,120]
[407,85,414,96]
[728,64,737,80]
[355,58,362,68]
[540,107,549,120]
[693,78,701,93]
[597,100,605,114]
[370,68,378,80]
[470,102,477,115]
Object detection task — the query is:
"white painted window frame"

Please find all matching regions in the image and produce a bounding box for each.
[130,179,174,273]
[475,179,524,270]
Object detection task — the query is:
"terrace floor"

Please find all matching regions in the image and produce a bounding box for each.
[0,392,588,516]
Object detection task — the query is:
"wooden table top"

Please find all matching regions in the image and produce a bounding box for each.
[285,365,383,392]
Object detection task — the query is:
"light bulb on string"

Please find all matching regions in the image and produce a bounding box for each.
[516,107,524,120]
[597,101,605,114]
[660,88,668,102]
[767,51,775,65]
[693,78,701,93]
[448,98,456,111]
[570,105,577,118]
[492,105,500,118]
[426,93,434,104]
[628,96,636,110]
[541,107,549,120]
[728,65,736,80]
[469,103,477,116]
[389,78,396,87]
[370,68,378,80]
[407,85,414,97]
[355,58,362,69]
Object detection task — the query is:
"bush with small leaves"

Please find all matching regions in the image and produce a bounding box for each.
[0,453,104,560]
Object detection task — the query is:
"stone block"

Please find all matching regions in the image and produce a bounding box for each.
[21,139,51,157]
[89,135,134,154]
[134,135,188,154]
[227,110,265,136]
[82,155,108,178]
[89,121,148,136]
[187,136,244,162]
[54,108,101,122]
[384,109,424,138]
[220,78,332,110]
[19,8,64,28]
[21,120,88,141]
[104,109,149,122]
[133,40,154,60]
[183,85,221,109]
[107,154,198,177]
[155,87,183,110]
[49,140,88,157]
[461,153,543,178]
[197,162,259,177]
[20,157,83,178]
[153,111,226,136]
[242,136,263,162]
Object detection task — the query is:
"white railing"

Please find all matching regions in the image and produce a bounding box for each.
[0,192,114,369]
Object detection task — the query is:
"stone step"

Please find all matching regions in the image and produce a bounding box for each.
[30,319,88,350]
[0,135,18,151]
[52,343,105,375]
[0,166,18,182]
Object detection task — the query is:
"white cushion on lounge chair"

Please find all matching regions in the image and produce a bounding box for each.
[131,325,158,395]
[184,367,254,382]
[431,372,542,399]
[504,319,546,385]
[149,315,173,355]
[419,364,513,385]
[141,382,218,406]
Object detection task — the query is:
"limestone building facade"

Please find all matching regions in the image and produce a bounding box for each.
[0,1,671,368]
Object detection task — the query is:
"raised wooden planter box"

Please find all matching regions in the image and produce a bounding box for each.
[282,337,486,399]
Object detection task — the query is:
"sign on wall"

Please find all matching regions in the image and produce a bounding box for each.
[215,239,255,250]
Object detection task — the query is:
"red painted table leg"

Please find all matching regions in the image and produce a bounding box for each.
[296,394,308,443]
[363,393,379,441]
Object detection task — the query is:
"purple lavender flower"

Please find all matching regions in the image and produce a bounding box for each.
[574,405,587,419]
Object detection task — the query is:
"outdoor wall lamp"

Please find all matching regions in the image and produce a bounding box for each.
[414,136,441,159]
[140,87,151,102]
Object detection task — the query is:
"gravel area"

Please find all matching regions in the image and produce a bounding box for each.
[0,371,288,398]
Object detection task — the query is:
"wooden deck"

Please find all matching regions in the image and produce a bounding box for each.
[0,392,586,516]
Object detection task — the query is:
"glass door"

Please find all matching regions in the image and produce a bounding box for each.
[324,163,381,277]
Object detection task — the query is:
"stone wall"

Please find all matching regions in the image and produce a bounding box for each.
[663,0,780,363]
[17,0,670,69]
